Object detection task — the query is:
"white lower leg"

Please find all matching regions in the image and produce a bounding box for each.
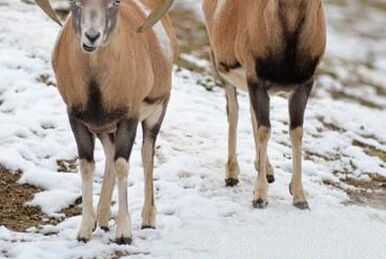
[114,158,132,243]
[225,85,240,184]
[97,136,116,229]
[141,139,157,228]
[251,107,274,180]
[78,160,96,241]
[253,127,270,208]
[290,127,308,208]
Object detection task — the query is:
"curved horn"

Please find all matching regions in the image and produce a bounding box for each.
[137,0,175,33]
[35,0,62,26]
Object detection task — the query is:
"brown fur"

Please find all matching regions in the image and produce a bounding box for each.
[203,0,326,83]
[53,0,177,133]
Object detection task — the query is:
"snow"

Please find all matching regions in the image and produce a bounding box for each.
[0,1,385,258]
[27,190,80,215]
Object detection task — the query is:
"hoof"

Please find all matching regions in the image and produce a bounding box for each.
[100,226,110,232]
[77,237,89,243]
[115,237,132,245]
[294,201,310,210]
[225,178,239,187]
[253,198,268,209]
[267,174,275,184]
[141,225,156,230]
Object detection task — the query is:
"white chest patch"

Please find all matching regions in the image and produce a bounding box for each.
[133,0,172,60]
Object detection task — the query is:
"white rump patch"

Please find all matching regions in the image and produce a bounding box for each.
[140,102,163,125]
[133,0,172,60]
[219,67,248,92]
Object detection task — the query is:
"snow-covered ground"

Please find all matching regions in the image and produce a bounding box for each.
[0,1,385,258]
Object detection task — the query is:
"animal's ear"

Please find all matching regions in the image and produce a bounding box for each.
[35,0,63,27]
[137,0,174,33]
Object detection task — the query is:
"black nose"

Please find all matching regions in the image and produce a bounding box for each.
[85,32,101,44]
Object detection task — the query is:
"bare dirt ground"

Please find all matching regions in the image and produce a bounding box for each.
[0,163,81,232]
[0,167,44,232]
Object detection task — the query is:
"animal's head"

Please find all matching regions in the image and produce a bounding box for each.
[35,0,174,54]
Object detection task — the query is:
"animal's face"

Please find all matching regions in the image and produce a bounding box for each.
[69,0,120,53]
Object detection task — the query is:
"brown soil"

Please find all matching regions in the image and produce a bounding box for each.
[352,140,386,163]
[324,173,386,209]
[0,167,45,231]
[0,166,82,231]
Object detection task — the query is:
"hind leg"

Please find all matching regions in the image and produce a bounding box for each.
[248,80,271,209]
[224,84,240,187]
[289,80,313,210]
[250,107,275,183]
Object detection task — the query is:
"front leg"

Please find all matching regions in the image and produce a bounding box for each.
[114,117,138,245]
[69,116,96,242]
[248,79,271,209]
[97,133,116,231]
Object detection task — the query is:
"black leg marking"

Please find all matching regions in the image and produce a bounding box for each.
[68,115,95,162]
[248,80,271,128]
[289,80,314,130]
[142,97,169,142]
[115,118,139,161]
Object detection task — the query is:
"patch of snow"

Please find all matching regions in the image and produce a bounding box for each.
[27,190,80,215]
